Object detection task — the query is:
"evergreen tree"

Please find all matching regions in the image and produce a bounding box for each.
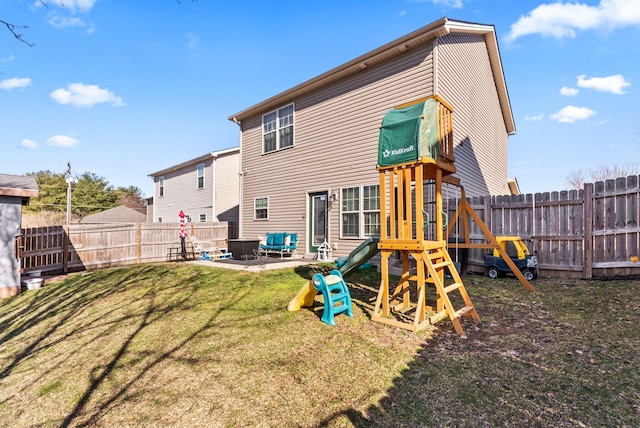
[72,172,119,215]
[25,170,143,216]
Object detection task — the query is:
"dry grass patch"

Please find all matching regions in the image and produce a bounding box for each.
[0,263,638,427]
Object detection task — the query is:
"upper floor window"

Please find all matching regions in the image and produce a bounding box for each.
[262,104,294,154]
[197,163,205,189]
[159,176,165,197]
[341,184,380,238]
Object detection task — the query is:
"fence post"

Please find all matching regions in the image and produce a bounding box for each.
[583,183,593,279]
[136,223,141,264]
[63,225,69,274]
[484,196,491,232]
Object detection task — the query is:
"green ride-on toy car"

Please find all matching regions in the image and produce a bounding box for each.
[484,236,538,281]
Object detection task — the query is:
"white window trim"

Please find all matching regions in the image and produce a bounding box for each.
[340,184,380,239]
[199,213,207,222]
[254,197,269,220]
[262,103,295,154]
[159,176,165,197]
[197,163,205,189]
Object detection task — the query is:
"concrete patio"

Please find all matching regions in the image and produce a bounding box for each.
[187,255,317,272]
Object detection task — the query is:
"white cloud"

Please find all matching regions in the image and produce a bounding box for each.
[39,0,98,13]
[560,86,579,96]
[46,135,79,148]
[550,105,596,123]
[186,33,202,58]
[524,114,544,121]
[416,0,463,8]
[0,55,15,63]
[48,15,86,29]
[42,0,97,33]
[506,0,640,41]
[577,74,631,94]
[50,83,125,107]
[0,77,32,90]
[187,33,200,50]
[21,139,38,149]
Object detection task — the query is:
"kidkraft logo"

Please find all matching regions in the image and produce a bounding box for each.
[382,144,415,158]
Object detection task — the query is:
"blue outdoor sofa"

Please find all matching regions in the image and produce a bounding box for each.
[259,232,298,258]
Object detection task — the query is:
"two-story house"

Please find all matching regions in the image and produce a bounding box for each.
[228,17,516,258]
[148,147,240,230]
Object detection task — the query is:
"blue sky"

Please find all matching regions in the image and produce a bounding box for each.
[2,0,639,197]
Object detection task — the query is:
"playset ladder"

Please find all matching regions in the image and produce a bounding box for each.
[423,241,480,334]
[373,240,479,334]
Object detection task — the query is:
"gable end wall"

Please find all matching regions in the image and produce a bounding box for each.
[436,33,511,196]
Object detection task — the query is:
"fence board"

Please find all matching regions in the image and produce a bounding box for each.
[21,222,230,274]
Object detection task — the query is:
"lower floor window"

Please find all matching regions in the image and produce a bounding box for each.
[341,184,380,238]
[199,214,207,222]
[254,197,268,220]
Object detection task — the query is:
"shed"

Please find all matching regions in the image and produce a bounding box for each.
[0,174,39,298]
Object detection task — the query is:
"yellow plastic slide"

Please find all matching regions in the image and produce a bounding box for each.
[288,238,380,312]
[287,280,318,311]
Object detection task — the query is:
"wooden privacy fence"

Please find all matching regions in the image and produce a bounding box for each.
[19,176,640,279]
[449,175,640,278]
[20,222,230,275]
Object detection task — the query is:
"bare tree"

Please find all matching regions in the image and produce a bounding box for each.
[567,163,640,189]
[3,1,194,46]
[566,169,586,190]
[1,19,34,47]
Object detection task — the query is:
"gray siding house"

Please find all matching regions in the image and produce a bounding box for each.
[0,174,38,298]
[228,18,516,258]
[148,147,240,226]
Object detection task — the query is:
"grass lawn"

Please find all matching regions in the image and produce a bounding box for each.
[0,262,638,427]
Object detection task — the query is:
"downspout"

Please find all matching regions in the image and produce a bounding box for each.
[433,36,439,95]
[211,153,217,222]
[232,116,244,238]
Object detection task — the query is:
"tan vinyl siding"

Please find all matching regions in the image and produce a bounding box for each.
[214,152,240,222]
[153,159,214,222]
[435,33,510,196]
[240,44,435,256]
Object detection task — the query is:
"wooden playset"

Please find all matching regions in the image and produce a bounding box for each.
[372,95,480,334]
[289,94,534,333]
[372,95,534,335]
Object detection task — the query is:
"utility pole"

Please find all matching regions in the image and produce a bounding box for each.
[65,162,78,226]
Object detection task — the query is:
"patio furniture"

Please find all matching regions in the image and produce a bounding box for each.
[258,232,298,258]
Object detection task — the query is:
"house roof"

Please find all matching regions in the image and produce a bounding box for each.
[77,205,147,224]
[228,17,515,135]
[507,177,521,195]
[0,173,39,198]
[148,146,239,178]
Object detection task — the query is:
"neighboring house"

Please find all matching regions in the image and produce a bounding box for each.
[148,147,240,227]
[145,197,154,223]
[0,174,38,298]
[228,17,517,258]
[76,205,147,224]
